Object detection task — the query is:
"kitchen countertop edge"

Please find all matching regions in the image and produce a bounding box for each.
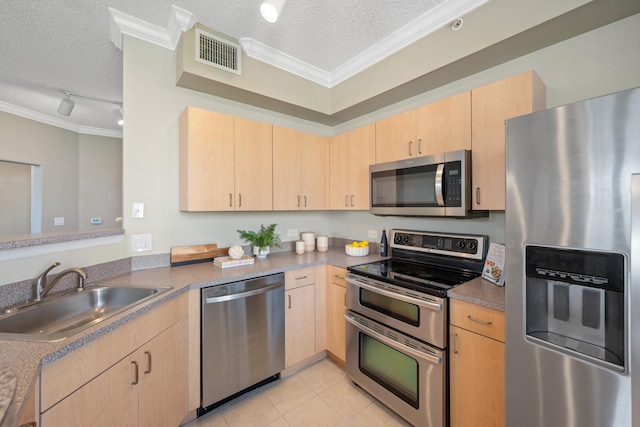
[447,276,505,312]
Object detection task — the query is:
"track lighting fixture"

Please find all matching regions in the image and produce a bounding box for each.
[56,91,123,125]
[57,93,75,116]
[260,0,287,23]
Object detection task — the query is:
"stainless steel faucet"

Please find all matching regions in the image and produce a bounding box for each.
[35,262,88,301]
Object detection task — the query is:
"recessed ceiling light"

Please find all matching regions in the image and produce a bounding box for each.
[260,0,286,23]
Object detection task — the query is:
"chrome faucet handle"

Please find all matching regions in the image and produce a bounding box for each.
[35,262,61,301]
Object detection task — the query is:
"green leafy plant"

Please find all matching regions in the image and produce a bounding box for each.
[237,223,282,250]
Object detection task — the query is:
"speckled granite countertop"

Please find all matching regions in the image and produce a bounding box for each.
[0,367,16,427]
[448,276,505,311]
[0,248,383,421]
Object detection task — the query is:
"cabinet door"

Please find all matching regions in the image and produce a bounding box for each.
[139,318,189,427]
[285,284,317,367]
[41,353,138,427]
[449,325,505,427]
[326,266,347,363]
[234,117,273,210]
[179,106,235,211]
[300,133,327,210]
[273,126,301,210]
[471,71,546,210]
[347,123,376,210]
[375,109,416,163]
[416,91,471,156]
[328,131,351,210]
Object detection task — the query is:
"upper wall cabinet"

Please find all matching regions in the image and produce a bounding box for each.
[179,107,273,211]
[375,91,471,164]
[329,124,375,210]
[273,126,328,211]
[471,71,546,210]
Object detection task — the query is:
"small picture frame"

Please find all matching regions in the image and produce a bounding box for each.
[482,243,505,286]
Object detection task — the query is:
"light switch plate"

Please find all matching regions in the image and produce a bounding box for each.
[54,216,64,226]
[132,202,144,218]
[131,234,152,252]
[368,229,378,239]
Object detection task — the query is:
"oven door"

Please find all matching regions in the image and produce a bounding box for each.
[345,310,446,427]
[346,274,447,348]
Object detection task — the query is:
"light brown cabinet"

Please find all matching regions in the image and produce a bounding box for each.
[179,106,273,211]
[273,126,327,210]
[328,124,375,210]
[325,266,347,363]
[285,267,317,368]
[41,317,188,427]
[471,70,546,210]
[375,91,471,163]
[449,299,505,427]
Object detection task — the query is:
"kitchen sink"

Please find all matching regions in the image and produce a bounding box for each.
[0,284,172,342]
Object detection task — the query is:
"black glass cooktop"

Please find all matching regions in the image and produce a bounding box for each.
[347,258,480,297]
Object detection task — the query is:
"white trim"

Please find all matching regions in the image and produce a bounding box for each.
[241,0,489,87]
[0,101,122,138]
[0,235,124,262]
[108,6,197,51]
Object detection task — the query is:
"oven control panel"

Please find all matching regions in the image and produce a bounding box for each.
[391,229,487,260]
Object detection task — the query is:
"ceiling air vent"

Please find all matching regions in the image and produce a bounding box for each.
[195,28,241,75]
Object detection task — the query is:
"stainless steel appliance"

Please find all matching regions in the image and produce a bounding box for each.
[505,87,640,426]
[370,149,486,218]
[199,273,285,415]
[345,229,488,427]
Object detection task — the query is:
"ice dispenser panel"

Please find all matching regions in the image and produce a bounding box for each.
[524,245,626,371]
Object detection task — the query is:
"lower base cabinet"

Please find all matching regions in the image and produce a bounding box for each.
[41,317,188,427]
[285,284,317,367]
[449,299,505,427]
[326,266,347,363]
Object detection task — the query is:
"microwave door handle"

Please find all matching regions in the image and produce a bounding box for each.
[435,164,445,206]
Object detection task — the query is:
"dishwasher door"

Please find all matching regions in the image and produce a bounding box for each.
[200,273,285,412]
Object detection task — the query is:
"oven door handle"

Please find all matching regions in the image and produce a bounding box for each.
[347,277,442,311]
[345,314,442,365]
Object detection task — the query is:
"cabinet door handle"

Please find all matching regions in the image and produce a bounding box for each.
[238,193,242,207]
[345,195,349,207]
[295,275,308,280]
[417,138,422,155]
[288,294,292,309]
[350,195,355,207]
[475,187,480,205]
[144,351,152,374]
[304,195,307,207]
[453,333,459,354]
[334,275,345,280]
[297,195,301,207]
[229,193,233,207]
[19,423,37,427]
[467,315,492,325]
[408,140,413,156]
[131,360,139,385]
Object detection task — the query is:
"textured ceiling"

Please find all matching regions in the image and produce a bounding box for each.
[1,1,636,134]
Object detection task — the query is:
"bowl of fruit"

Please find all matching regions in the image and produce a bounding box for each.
[345,240,370,256]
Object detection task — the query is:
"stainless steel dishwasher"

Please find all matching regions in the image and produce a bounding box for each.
[199,273,285,415]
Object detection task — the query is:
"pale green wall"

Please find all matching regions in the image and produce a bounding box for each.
[0,13,638,286]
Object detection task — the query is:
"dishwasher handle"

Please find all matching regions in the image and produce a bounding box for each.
[204,282,283,304]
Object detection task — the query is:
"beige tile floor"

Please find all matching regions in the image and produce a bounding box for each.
[187,358,412,427]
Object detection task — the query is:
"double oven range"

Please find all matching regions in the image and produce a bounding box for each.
[345,229,488,427]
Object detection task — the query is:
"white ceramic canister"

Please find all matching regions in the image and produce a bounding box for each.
[317,235,328,252]
[300,231,315,252]
[295,240,305,255]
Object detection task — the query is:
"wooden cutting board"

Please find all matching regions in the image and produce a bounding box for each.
[170,243,230,266]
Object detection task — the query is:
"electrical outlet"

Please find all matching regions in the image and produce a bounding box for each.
[54,217,64,226]
[287,229,299,237]
[368,229,378,239]
[131,234,152,252]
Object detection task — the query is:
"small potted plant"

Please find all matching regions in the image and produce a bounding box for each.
[237,223,282,259]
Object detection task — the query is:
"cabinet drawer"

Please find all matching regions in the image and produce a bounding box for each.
[328,265,346,287]
[285,266,316,290]
[450,299,504,342]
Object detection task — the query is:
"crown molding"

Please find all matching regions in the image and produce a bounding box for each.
[241,0,489,87]
[0,101,123,138]
[108,5,197,51]
[108,0,486,86]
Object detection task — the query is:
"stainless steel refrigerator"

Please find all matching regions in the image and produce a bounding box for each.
[505,87,640,427]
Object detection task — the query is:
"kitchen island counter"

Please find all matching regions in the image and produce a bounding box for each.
[0,248,384,423]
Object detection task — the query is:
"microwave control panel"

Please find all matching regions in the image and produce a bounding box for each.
[444,162,462,206]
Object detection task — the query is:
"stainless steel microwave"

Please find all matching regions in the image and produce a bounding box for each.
[370,149,481,218]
